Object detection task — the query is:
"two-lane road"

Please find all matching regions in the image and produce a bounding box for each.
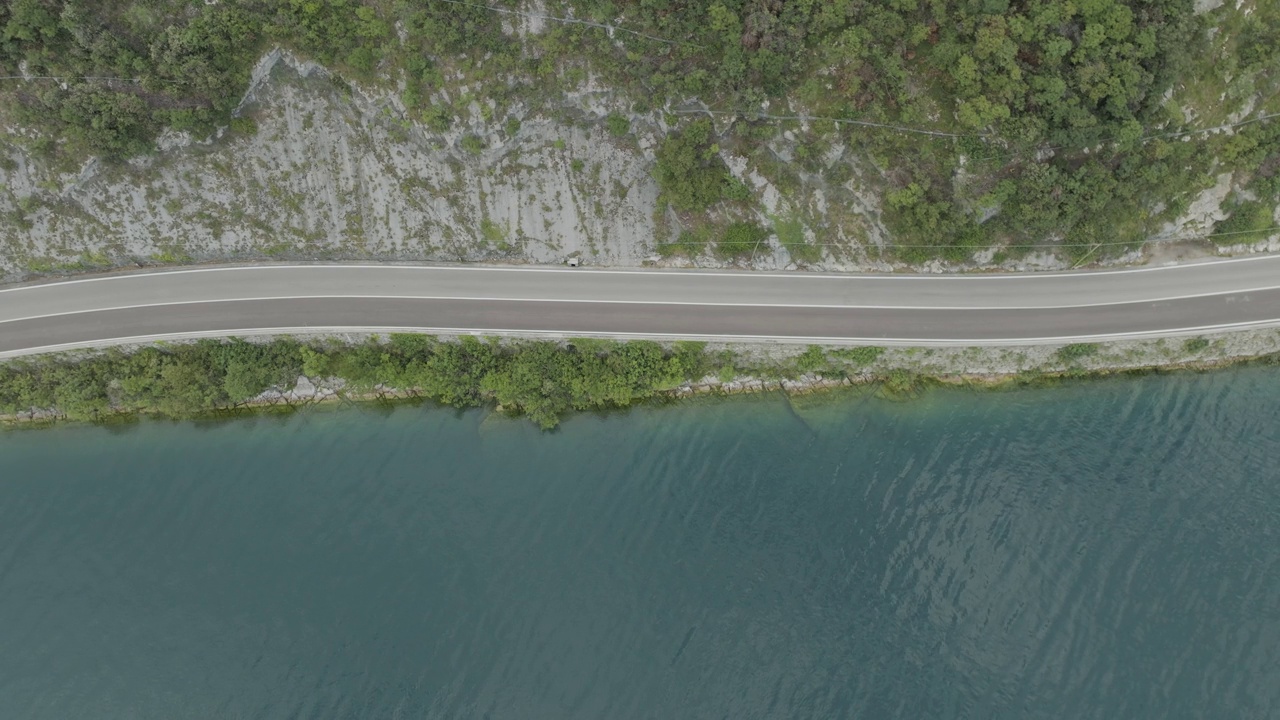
[3,257,1280,357]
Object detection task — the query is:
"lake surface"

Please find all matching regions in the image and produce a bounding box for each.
[1,370,1278,719]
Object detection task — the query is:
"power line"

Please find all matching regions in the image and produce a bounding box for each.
[830,107,1279,171]
[670,108,985,139]
[1141,111,1280,142]
[652,237,1270,249]
[650,224,1280,249]
[663,100,1280,162]
[430,0,701,47]
[119,224,1274,253]
[2,1,1269,151]
[0,2,1273,182]
[0,74,189,86]
[437,0,1271,146]
[0,75,141,82]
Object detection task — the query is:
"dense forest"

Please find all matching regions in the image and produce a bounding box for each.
[0,0,1277,263]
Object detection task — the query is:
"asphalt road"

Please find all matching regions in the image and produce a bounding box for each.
[2,258,1280,356]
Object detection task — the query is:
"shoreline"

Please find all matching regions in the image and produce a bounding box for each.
[4,329,1279,429]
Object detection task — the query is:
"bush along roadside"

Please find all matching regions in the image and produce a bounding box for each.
[0,336,907,429]
[0,336,678,429]
[6,335,1280,430]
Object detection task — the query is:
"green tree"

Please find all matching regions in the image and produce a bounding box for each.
[654,119,729,212]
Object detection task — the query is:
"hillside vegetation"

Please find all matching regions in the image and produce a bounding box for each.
[0,0,1277,268]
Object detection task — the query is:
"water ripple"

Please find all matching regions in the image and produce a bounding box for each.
[1,372,1279,718]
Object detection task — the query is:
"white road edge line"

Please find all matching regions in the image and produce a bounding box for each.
[2,252,1280,294]
[4,318,1279,360]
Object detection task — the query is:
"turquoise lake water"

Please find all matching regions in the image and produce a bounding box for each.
[1,370,1278,718]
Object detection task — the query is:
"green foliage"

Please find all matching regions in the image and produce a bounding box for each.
[479,218,507,246]
[722,176,752,202]
[795,345,828,373]
[1183,336,1210,353]
[229,116,258,136]
[773,216,819,264]
[654,119,729,212]
[1,2,266,159]
[672,341,709,379]
[1056,343,1100,363]
[481,339,685,428]
[829,346,885,366]
[0,336,713,430]
[421,104,452,133]
[884,181,988,262]
[51,86,156,159]
[717,221,768,258]
[460,134,486,154]
[656,228,706,258]
[0,0,1272,263]
[605,113,630,137]
[0,339,305,420]
[1212,199,1277,245]
[880,369,925,399]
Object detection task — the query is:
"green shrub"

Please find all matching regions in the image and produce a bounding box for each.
[422,105,452,133]
[884,181,988,263]
[229,116,258,136]
[654,120,728,212]
[605,113,630,137]
[0,336,720,429]
[773,216,820,264]
[829,346,885,366]
[345,46,376,72]
[880,369,924,399]
[795,345,828,373]
[1183,336,1210,353]
[672,341,709,379]
[1056,343,1099,363]
[1212,200,1277,245]
[723,176,752,202]
[460,134,486,154]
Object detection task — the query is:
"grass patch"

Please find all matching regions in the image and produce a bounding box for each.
[656,227,707,258]
[716,221,769,259]
[795,345,828,373]
[479,218,508,247]
[1056,343,1099,363]
[605,113,630,137]
[772,215,820,264]
[1183,336,1210,353]
[829,346,885,366]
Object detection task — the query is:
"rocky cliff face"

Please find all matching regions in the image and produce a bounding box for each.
[0,50,680,278]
